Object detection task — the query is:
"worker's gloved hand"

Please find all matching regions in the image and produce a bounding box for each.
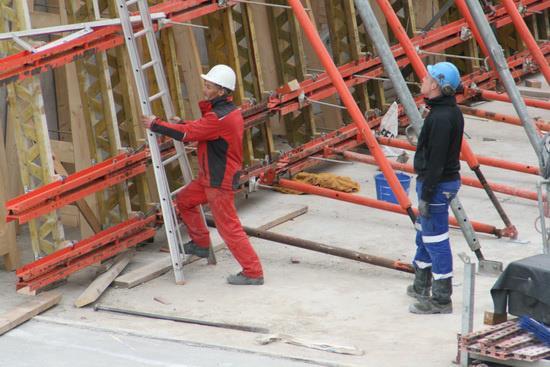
[169,116,182,124]
[141,115,157,130]
[418,199,430,218]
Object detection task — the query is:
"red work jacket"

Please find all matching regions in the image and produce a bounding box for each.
[150,96,243,191]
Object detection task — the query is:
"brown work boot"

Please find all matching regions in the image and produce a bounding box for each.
[227,272,264,285]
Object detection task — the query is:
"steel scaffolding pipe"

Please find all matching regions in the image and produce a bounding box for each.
[454,0,496,71]
[464,0,544,169]
[286,0,416,223]
[373,0,515,236]
[459,106,550,135]
[352,0,424,140]
[341,150,543,202]
[205,217,414,274]
[376,136,541,177]
[500,0,550,84]
[478,89,550,110]
[276,178,505,238]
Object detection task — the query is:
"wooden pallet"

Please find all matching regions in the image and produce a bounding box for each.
[460,319,550,362]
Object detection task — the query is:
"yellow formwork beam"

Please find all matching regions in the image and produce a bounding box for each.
[66,0,131,228]
[1,0,65,257]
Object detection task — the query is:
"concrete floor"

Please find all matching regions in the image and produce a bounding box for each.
[0,76,548,366]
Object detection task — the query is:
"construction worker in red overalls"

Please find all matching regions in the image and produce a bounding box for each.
[142,64,264,285]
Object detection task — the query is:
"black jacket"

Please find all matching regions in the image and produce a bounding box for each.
[414,94,464,202]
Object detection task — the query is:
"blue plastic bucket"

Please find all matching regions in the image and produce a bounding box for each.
[374,172,411,204]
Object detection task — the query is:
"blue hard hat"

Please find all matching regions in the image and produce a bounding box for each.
[427,62,461,91]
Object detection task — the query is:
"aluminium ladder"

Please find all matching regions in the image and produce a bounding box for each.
[116,0,210,284]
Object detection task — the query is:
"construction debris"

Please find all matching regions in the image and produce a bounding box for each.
[257,334,364,356]
[277,172,360,194]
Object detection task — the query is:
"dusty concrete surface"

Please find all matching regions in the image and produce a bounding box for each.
[0,75,548,366]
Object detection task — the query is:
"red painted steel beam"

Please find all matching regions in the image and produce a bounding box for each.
[342,150,542,202]
[0,0,545,89]
[478,89,550,110]
[16,214,156,292]
[287,0,415,221]
[454,0,497,72]
[277,178,504,238]
[6,150,151,224]
[0,0,236,85]
[499,0,550,84]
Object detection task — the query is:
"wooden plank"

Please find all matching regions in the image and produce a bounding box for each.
[0,291,62,335]
[257,206,308,230]
[30,11,60,28]
[74,251,134,308]
[174,27,204,119]
[115,205,309,288]
[51,140,75,164]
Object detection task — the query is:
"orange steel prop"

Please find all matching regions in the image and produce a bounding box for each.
[479,89,550,110]
[377,136,540,177]
[277,178,503,238]
[500,0,550,84]
[341,150,542,202]
[375,0,516,236]
[454,0,496,71]
[459,105,550,135]
[286,0,415,222]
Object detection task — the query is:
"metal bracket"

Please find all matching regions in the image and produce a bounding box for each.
[460,26,472,41]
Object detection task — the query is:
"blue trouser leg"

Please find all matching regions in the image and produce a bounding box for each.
[414,179,461,280]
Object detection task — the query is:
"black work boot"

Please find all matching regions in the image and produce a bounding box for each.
[227,272,264,285]
[409,277,453,314]
[406,265,432,300]
[183,241,209,258]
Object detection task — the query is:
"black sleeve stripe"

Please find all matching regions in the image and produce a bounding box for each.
[151,123,185,141]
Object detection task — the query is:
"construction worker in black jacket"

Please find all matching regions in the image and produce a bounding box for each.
[407,62,464,314]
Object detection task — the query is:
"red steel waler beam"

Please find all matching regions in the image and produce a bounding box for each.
[0,0,236,85]
[6,149,150,223]
[6,45,546,228]
[498,0,550,84]
[0,0,546,87]
[16,214,156,292]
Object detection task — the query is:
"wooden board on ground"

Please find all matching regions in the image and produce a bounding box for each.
[74,250,135,308]
[114,205,308,289]
[0,291,62,335]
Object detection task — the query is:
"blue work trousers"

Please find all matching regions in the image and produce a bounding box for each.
[413,179,460,280]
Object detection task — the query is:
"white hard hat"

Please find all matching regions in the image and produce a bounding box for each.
[201,64,236,91]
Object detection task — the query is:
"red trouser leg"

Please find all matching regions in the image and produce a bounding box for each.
[175,180,210,248]
[206,187,264,278]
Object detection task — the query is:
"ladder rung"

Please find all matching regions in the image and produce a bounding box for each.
[125,0,139,6]
[133,28,150,39]
[149,90,165,102]
[141,60,158,71]
[162,152,183,166]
